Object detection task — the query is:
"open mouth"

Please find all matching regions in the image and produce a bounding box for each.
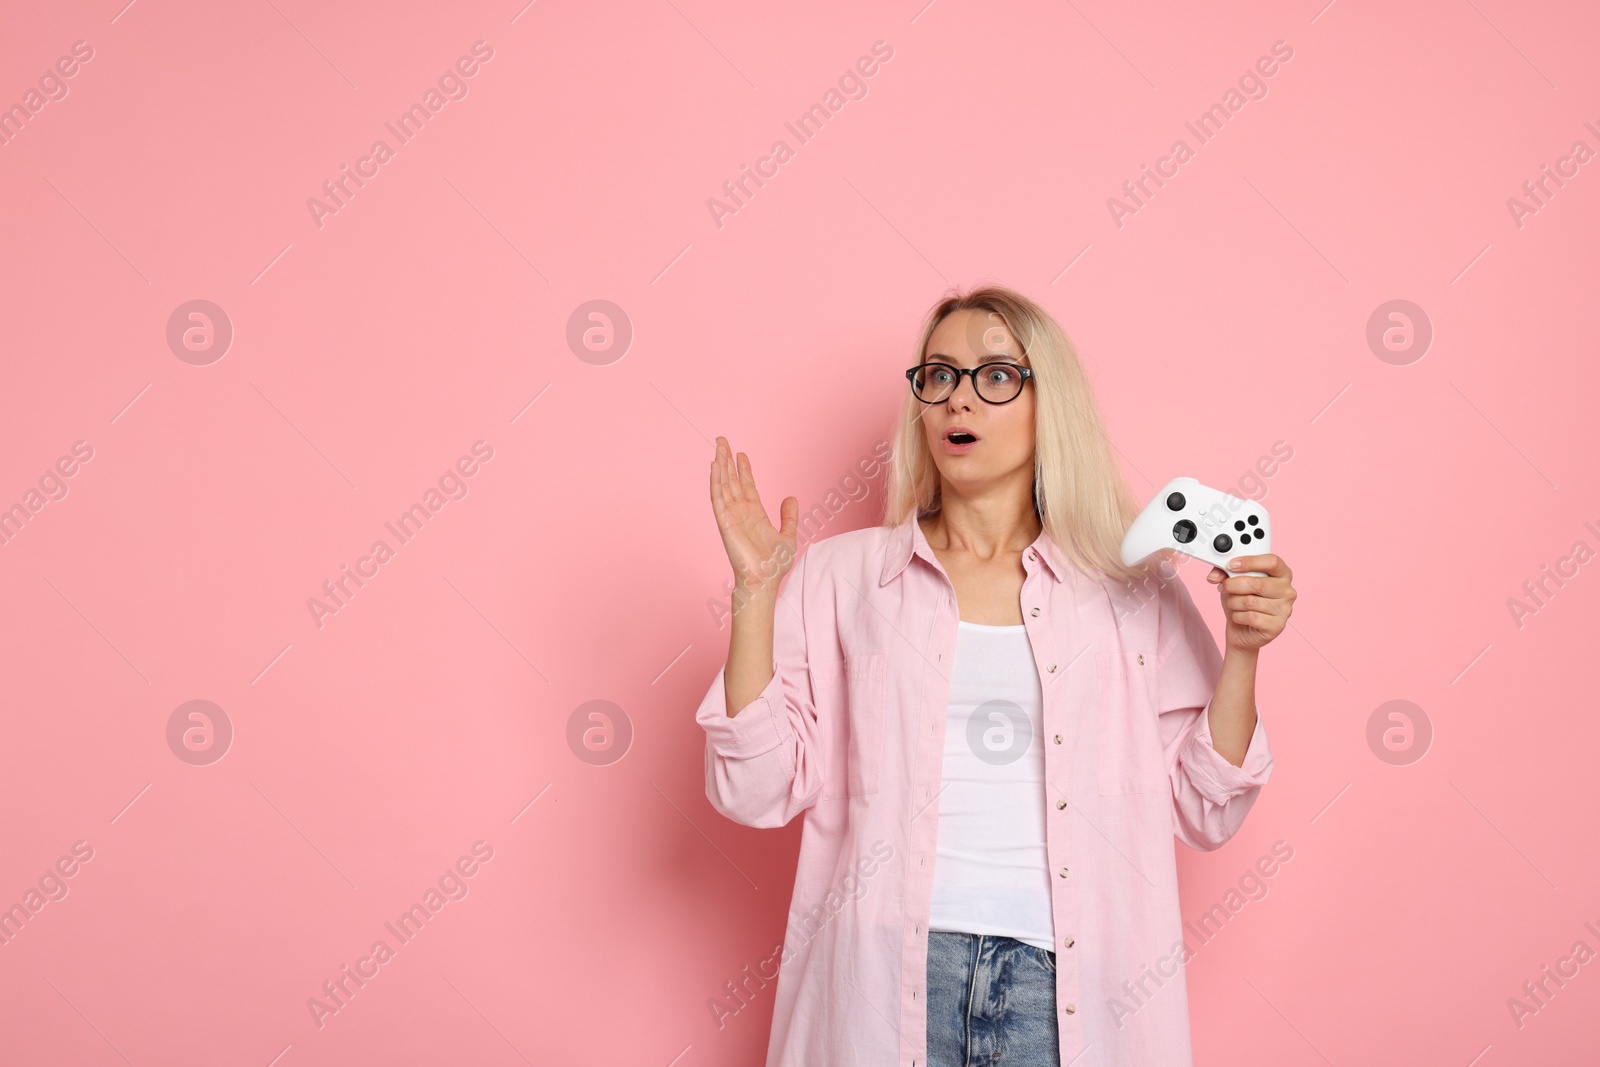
[946,432,978,445]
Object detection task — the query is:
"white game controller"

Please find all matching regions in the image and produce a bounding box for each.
[1121,477,1272,577]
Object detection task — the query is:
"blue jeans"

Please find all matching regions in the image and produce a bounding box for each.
[926,930,1061,1066]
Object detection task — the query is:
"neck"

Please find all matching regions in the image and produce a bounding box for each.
[919,496,1041,559]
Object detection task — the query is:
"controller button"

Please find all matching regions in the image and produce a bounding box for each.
[1213,533,1233,552]
[1240,533,1252,544]
[1234,520,1246,531]
[1166,492,1186,511]
[1247,515,1259,526]
[1173,520,1197,544]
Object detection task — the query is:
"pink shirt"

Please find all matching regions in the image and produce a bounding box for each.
[694,513,1274,1067]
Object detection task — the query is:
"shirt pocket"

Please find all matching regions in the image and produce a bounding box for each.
[1095,648,1164,795]
[813,652,888,799]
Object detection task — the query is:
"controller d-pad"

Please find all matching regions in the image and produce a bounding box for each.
[1166,492,1186,511]
[1172,519,1197,544]
[1213,533,1233,552]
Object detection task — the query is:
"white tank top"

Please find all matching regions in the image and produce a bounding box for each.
[927,620,1056,952]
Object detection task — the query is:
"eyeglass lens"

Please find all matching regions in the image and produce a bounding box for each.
[912,363,1024,403]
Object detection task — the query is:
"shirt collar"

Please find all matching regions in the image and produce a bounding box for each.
[879,511,1074,587]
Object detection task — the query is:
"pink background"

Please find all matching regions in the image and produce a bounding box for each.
[2,0,1597,1064]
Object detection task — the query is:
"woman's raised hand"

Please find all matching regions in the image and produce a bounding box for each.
[710,437,799,601]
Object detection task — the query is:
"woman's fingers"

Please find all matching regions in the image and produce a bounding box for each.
[1228,552,1291,582]
[709,438,802,590]
[712,438,776,538]
[1229,610,1281,632]
[738,450,765,508]
[719,440,771,517]
[710,441,728,515]
[714,438,740,511]
[1219,573,1292,598]
[712,438,743,529]
[1222,593,1283,616]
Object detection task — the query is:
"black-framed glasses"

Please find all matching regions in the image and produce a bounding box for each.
[906,361,1033,404]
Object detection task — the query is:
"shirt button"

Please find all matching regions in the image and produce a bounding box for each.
[1063,935,1075,948]
[1056,799,1066,809]
[1137,653,1145,665]
[1047,664,1057,672]
[1053,735,1062,744]
[1058,867,1068,878]
[1027,551,1036,561]
[1064,1002,1077,1014]
[1030,607,1040,616]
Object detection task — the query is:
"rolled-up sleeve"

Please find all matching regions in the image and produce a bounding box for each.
[694,548,827,829]
[1155,572,1274,851]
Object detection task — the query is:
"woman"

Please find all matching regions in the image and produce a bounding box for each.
[696,284,1295,1067]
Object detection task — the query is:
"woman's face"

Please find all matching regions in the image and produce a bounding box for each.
[918,308,1037,496]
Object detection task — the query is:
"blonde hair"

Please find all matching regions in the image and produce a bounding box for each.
[882,283,1157,584]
